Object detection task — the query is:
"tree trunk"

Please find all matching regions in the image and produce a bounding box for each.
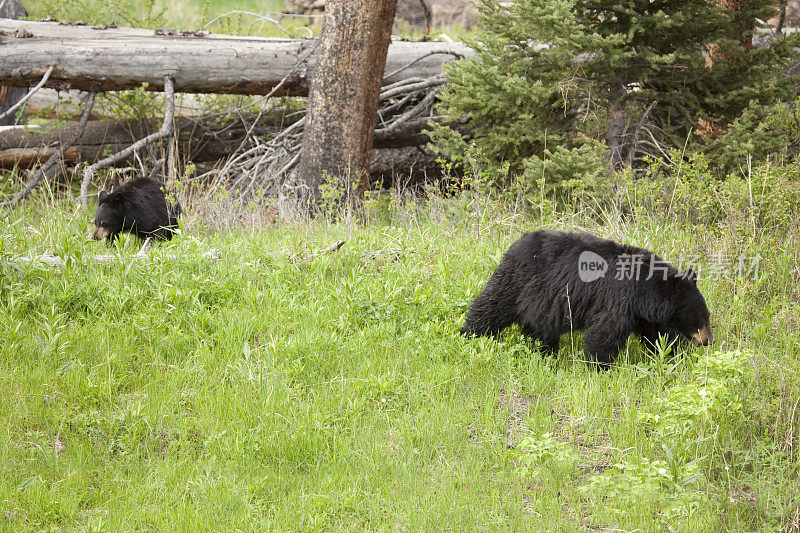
[288,0,399,212]
[776,0,788,33]
[0,0,29,126]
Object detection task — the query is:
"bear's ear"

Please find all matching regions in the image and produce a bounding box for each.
[665,270,693,298]
[99,190,108,202]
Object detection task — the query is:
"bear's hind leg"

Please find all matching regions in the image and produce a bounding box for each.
[461,280,518,337]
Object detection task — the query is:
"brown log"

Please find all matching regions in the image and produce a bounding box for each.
[0,113,457,170]
[0,18,472,96]
[0,146,78,167]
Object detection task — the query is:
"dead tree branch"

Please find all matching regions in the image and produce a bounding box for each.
[1,91,97,209]
[626,100,657,169]
[0,65,53,122]
[79,77,174,206]
[197,72,447,202]
[203,10,314,38]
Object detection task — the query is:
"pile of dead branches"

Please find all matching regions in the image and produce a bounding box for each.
[197,74,448,202]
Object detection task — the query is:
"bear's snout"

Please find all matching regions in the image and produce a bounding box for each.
[92,226,110,240]
[690,324,713,347]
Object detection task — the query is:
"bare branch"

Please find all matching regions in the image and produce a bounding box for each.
[136,237,153,257]
[79,77,175,206]
[374,88,439,135]
[640,128,675,165]
[202,9,313,38]
[380,75,446,99]
[1,91,97,209]
[0,65,54,122]
[626,100,657,168]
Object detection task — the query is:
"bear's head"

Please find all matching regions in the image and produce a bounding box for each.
[92,190,125,241]
[658,269,713,347]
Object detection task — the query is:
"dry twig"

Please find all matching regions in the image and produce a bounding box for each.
[2,92,97,209]
[626,100,657,169]
[79,76,175,206]
[201,73,447,203]
[0,65,54,122]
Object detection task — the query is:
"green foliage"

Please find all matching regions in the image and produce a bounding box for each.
[514,433,579,479]
[701,11,800,128]
[31,0,167,28]
[706,98,800,174]
[615,153,800,234]
[430,0,612,190]
[97,82,162,121]
[433,0,799,192]
[26,0,312,36]
[582,352,748,526]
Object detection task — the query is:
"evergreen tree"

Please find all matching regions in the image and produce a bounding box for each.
[430,0,798,189]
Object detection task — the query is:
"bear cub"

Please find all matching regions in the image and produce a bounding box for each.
[93,177,181,242]
[461,230,713,368]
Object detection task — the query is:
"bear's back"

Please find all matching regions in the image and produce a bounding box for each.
[522,230,669,270]
[111,178,180,236]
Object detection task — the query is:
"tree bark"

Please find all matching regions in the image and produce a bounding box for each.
[0,18,469,96]
[0,0,29,125]
[289,0,399,211]
[776,0,788,33]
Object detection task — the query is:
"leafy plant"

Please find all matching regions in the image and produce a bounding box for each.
[515,432,579,479]
[582,352,749,527]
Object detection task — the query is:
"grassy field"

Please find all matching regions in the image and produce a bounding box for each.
[0,184,798,531]
[24,0,310,35]
[22,0,457,39]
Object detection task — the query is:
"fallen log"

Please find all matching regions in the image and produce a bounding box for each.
[0,113,462,187]
[0,113,463,169]
[0,18,472,95]
[0,116,254,168]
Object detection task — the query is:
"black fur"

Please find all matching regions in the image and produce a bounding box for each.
[93,177,181,242]
[461,230,712,368]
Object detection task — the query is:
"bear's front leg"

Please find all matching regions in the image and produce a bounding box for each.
[583,313,634,370]
[635,320,682,354]
[521,325,560,355]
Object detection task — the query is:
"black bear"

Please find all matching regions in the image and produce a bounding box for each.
[461,230,713,368]
[92,177,181,242]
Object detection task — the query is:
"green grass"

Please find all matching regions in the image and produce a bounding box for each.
[24,0,311,36]
[0,188,798,531]
[22,0,471,39]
